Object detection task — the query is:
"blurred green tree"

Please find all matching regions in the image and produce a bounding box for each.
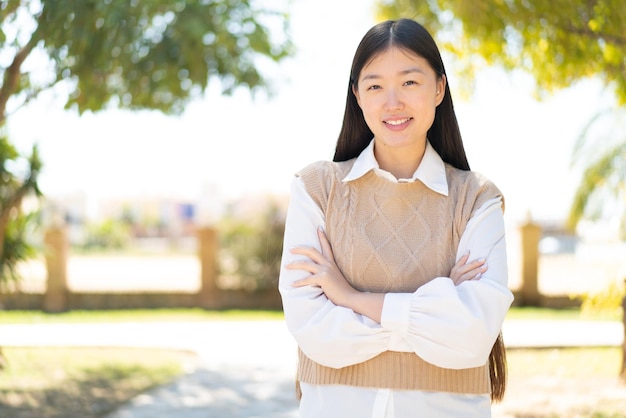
[0,0,293,285]
[1,0,292,122]
[218,199,285,291]
[378,0,626,230]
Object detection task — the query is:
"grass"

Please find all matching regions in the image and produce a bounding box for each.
[0,346,196,418]
[502,347,626,417]
[0,308,285,324]
[0,306,620,324]
[507,347,622,378]
[506,306,586,320]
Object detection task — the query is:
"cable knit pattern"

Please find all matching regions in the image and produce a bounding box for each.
[295,158,502,394]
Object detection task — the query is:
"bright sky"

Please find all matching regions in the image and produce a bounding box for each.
[7,0,615,226]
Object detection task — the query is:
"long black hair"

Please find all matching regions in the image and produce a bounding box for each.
[333,19,470,172]
[333,19,508,402]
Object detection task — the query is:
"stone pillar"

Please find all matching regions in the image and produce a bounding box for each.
[519,219,542,306]
[197,226,219,309]
[43,227,68,312]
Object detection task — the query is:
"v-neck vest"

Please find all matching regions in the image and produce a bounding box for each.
[295,159,502,394]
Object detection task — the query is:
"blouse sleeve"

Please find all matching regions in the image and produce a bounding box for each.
[380,196,514,369]
[278,176,391,369]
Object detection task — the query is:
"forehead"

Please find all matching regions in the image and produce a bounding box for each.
[359,47,431,79]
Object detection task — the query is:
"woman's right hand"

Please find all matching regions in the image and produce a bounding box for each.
[449,252,487,285]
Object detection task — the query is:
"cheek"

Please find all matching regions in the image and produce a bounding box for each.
[358,104,381,131]
[358,95,383,114]
[416,98,438,115]
[360,103,379,123]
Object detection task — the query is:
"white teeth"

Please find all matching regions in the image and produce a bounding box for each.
[386,118,410,126]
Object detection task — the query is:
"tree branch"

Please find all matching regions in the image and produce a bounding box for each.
[0,39,39,126]
[5,81,60,119]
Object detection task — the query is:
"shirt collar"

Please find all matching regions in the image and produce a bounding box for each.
[342,139,449,196]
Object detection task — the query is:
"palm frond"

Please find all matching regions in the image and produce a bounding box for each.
[570,109,612,168]
[567,140,626,230]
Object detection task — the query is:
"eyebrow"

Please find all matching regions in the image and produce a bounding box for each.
[361,67,426,82]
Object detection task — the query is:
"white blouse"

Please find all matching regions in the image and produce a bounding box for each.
[279,141,514,418]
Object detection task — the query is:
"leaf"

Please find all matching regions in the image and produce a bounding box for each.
[566,141,626,230]
[378,0,626,104]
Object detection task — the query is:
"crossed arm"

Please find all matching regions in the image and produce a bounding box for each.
[278,177,514,370]
[286,227,487,323]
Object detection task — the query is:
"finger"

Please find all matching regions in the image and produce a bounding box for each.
[460,265,488,281]
[289,246,326,264]
[451,263,488,284]
[285,260,319,274]
[451,259,484,278]
[291,277,318,287]
[469,257,486,266]
[456,251,470,265]
[317,228,335,262]
[458,258,486,273]
[474,264,488,279]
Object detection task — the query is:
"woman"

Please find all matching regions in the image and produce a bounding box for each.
[278,18,514,418]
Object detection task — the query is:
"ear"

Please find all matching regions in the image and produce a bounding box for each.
[436,75,446,106]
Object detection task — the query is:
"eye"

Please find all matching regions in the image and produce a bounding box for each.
[403,80,418,86]
[366,84,381,91]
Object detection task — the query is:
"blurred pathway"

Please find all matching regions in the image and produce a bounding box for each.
[1,321,300,418]
[0,319,622,418]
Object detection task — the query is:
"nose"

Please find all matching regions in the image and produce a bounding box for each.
[384,88,403,110]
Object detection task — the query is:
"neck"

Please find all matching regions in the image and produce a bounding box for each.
[374,141,426,179]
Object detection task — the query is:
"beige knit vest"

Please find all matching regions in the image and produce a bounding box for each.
[295,159,502,395]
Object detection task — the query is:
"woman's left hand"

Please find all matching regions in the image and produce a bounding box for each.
[286,227,357,308]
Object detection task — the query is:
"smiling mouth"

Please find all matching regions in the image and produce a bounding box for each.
[385,117,412,126]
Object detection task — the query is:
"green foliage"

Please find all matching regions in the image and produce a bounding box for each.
[0,135,41,288]
[82,219,132,250]
[377,0,626,104]
[0,210,39,290]
[218,200,285,291]
[568,142,626,231]
[1,0,293,119]
[0,0,292,288]
[579,280,625,321]
[0,136,41,201]
[567,108,626,230]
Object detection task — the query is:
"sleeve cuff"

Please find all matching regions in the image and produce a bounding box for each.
[381,292,412,334]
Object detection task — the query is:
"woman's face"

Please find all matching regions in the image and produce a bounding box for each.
[353,47,445,155]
